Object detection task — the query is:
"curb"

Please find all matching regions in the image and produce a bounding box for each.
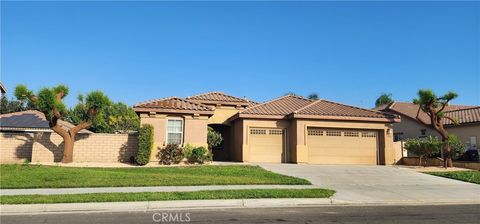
[1,199,332,215]
[2,198,478,215]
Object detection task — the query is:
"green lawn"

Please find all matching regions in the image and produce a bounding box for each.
[426,171,480,184]
[0,189,335,204]
[0,165,310,189]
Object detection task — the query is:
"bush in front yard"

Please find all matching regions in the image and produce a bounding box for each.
[158,143,184,165]
[404,136,441,166]
[183,144,195,159]
[135,124,154,165]
[187,146,212,164]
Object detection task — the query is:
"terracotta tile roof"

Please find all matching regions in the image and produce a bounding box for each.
[235,95,399,122]
[239,95,313,117]
[443,107,480,125]
[293,100,398,120]
[187,92,257,107]
[134,97,214,115]
[377,102,478,125]
[0,110,93,133]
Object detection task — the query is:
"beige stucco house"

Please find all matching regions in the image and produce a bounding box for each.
[134,92,400,165]
[375,102,480,151]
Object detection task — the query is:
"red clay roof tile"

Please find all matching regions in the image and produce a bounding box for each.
[134,97,214,115]
[187,92,257,106]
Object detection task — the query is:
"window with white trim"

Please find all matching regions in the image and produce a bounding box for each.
[167,119,184,145]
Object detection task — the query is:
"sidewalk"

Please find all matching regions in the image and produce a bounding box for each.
[0,185,316,196]
[2,198,477,215]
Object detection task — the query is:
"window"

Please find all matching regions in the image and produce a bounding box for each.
[269,129,284,135]
[250,129,267,135]
[470,136,477,149]
[394,133,404,142]
[308,129,323,136]
[343,131,359,137]
[361,132,377,138]
[325,130,341,136]
[167,119,183,144]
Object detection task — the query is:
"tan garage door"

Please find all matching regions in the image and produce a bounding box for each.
[307,128,378,165]
[249,128,285,163]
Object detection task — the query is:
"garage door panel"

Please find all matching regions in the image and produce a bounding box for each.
[307,128,377,165]
[249,128,285,163]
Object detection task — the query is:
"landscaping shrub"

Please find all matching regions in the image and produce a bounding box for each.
[404,136,441,166]
[187,146,212,164]
[158,143,184,165]
[446,135,466,159]
[183,144,195,159]
[207,127,223,150]
[135,124,153,165]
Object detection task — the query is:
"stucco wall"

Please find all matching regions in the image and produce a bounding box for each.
[139,113,209,161]
[208,106,242,125]
[392,116,438,139]
[393,114,479,150]
[448,124,479,150]
[1,132,138,163]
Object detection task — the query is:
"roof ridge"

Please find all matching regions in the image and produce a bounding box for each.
[293,99,323,114]
[240,94,311,114]
[319,99,396,117]
[186,91,254,104]
[395,101,476,107]
[134,96,212,110]
[186,91,225,99]
[0,110,44,117]
[445,106,480,113]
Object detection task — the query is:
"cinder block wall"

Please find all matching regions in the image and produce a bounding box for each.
[0,132,34,163]
[1,132,138,163]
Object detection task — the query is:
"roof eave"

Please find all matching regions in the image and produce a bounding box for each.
[291,114,401,123]
[235,113,287,120]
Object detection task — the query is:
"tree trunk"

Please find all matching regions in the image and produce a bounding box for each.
[61,134,75,163]
[443,142,453,168]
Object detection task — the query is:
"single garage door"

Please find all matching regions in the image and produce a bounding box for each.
[307,128,378,165]
[249,128,285,163]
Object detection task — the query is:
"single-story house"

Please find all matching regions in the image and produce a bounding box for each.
[0,110,92,133]
[375,102,479,151]
[134,92,400,165]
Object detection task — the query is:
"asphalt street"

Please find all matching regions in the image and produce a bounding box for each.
[2,204,479,224]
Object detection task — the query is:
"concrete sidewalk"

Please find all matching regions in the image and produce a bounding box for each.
[2,198,478,215]
[0,185,316,196]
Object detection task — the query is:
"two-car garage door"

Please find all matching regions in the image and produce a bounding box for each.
[247,127,379,165]
[307,128,378,165]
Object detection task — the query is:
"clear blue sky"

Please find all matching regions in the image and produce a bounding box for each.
[1,1,479,108]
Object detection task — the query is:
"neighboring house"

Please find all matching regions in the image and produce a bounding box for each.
[0,82,6,95]
[0,110,93,133]
[375,102,479,151]
[134,92,400,165]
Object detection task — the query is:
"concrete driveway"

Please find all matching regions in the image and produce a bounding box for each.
[258,164,480,204]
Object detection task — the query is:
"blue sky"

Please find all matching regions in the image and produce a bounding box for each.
[1,1,479,108]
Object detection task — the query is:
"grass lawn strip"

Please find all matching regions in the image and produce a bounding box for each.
[426,171,480,184]
[0,189,335,204]
[0,165,310,189]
